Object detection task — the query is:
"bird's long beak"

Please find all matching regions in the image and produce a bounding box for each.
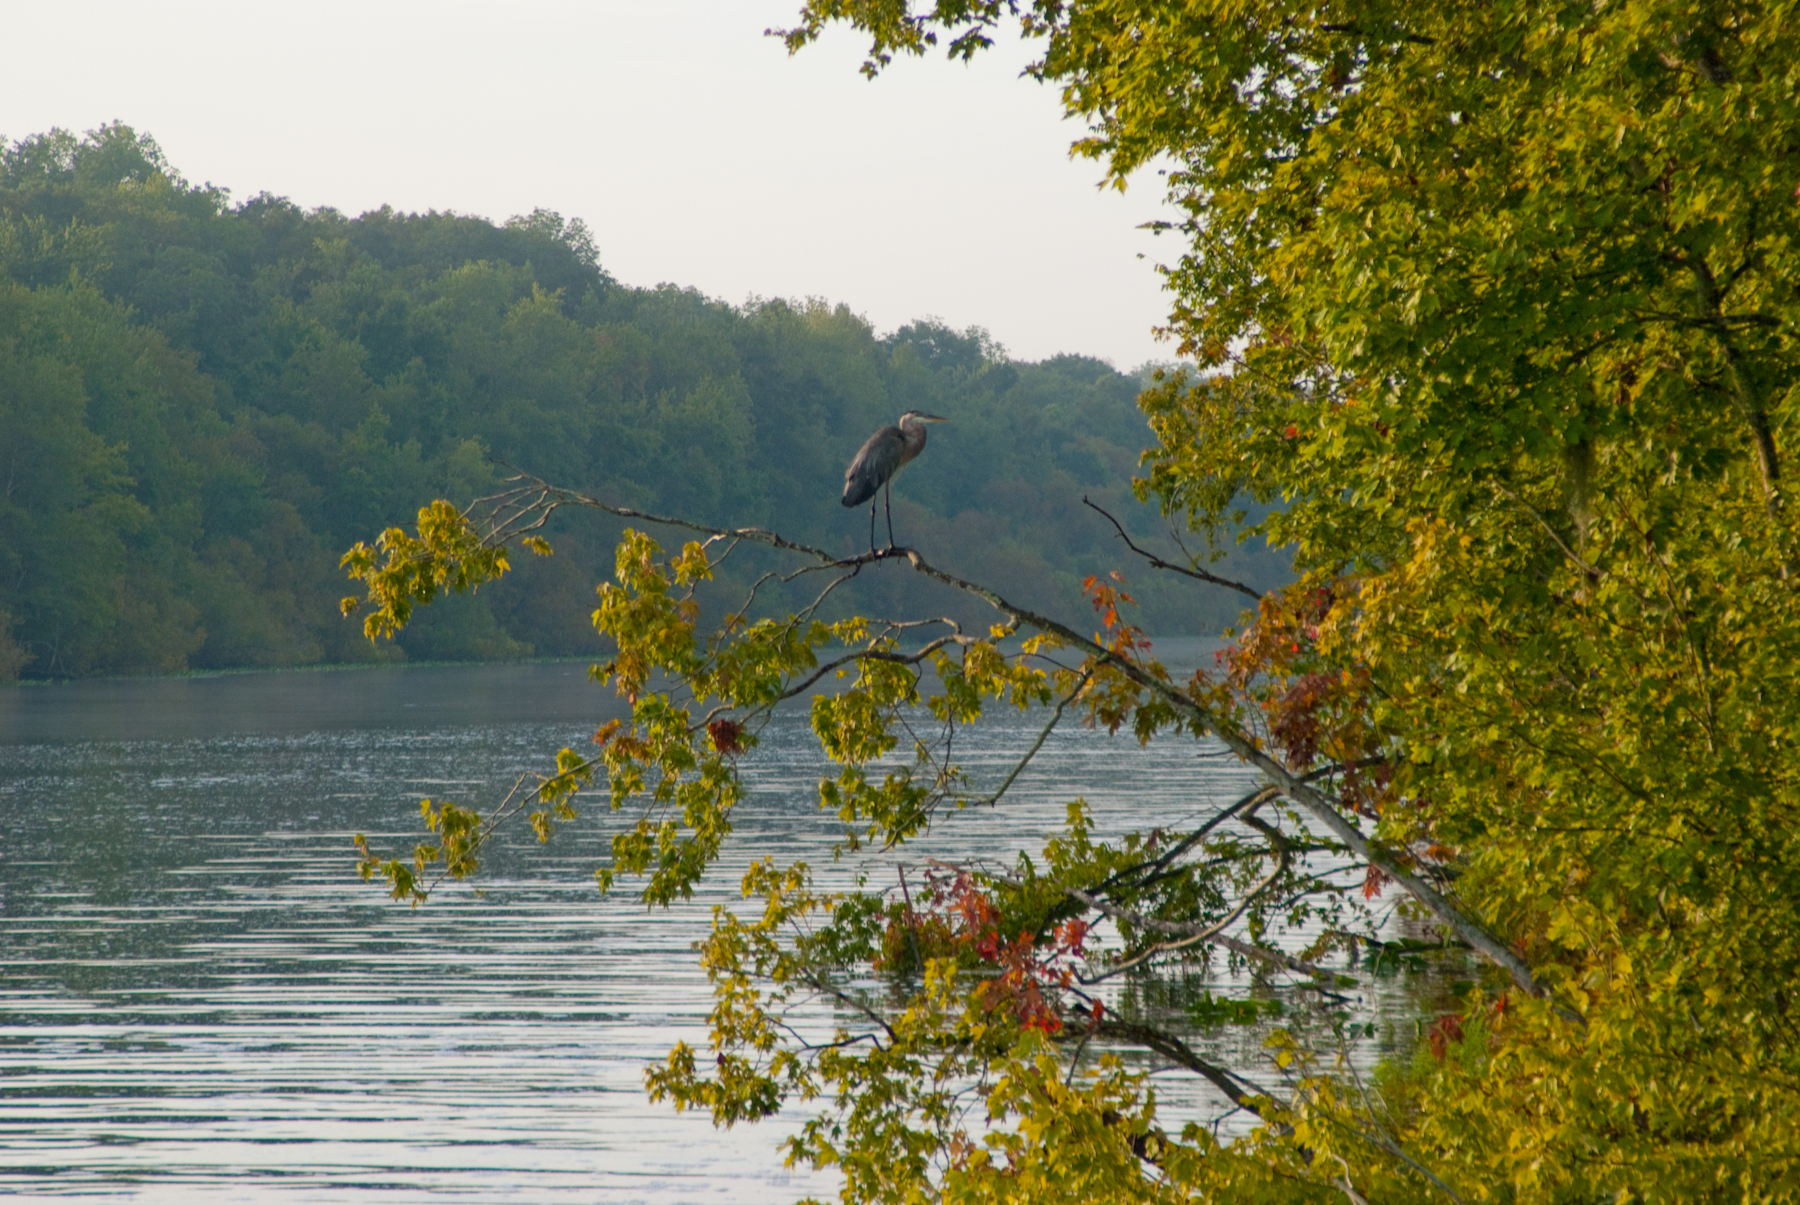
[919,413,950,423]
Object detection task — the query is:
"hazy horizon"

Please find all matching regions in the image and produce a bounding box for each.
[2,0,1185,370]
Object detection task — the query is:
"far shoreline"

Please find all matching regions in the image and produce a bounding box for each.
[2,653,603,689]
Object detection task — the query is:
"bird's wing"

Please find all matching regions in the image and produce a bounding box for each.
[842,427,903,507]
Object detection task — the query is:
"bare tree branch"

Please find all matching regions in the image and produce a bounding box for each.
[1094,1015,1267,1113]
[1075,839,1292,985]
[948,669,1094,809]
[1065,884,1339,983]
[1083,496,1264,600]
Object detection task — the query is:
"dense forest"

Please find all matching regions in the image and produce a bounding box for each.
[0,124,1280,680]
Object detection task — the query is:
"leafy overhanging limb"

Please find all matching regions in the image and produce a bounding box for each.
[853,545,1559,1012]
[341,474,1554,1007]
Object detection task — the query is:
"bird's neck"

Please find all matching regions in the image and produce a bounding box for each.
[899,417,929,452]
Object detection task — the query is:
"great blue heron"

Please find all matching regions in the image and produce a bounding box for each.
[842,410,949,551]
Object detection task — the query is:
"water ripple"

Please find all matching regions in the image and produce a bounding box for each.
[0,657,1415,1201]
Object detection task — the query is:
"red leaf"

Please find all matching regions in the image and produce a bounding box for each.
[1427,1013,1465,1061]
[707,718,747,755]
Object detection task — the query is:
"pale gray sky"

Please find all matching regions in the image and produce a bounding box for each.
[2,0,1183,369]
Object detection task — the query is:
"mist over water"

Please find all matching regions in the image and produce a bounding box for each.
[0,652,1407,1201]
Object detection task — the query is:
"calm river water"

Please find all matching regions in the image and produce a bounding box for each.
[0,650,1396,1202]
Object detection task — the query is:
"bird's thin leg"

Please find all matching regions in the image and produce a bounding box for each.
[869,498,878,554]
[884,483,897,550]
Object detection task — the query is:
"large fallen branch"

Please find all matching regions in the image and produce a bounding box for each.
[361,477,1555,1007]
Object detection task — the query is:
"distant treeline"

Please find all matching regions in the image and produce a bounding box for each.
[0,124,1284,680]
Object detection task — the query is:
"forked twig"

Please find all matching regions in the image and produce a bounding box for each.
[1083,496,1263,599]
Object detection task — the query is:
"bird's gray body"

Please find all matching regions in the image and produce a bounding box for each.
[841,410,948,549]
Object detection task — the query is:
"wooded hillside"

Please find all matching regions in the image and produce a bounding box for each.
[0,124,1281,679]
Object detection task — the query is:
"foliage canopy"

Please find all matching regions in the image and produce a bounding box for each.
[349,0,1800,1198]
